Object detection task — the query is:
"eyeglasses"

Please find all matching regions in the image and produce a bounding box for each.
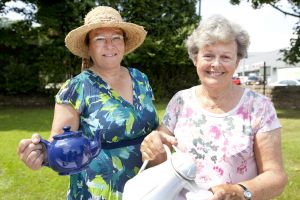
[92,35,125,46]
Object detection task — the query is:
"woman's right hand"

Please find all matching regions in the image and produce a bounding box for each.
[18,134,47,170]
[141,128,177,166]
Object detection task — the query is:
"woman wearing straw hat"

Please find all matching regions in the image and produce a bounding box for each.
[18,6,159,200]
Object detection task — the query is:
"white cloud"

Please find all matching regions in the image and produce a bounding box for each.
[0,1,29,20]
[200,0,298,52]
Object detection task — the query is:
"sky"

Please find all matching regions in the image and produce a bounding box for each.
[199,0,298,52]
[2,0,298,53]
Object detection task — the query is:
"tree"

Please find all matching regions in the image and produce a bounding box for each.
[230,0,300,65]
[0,0,97,95]
[1,0,200,99]
[0,19,41,94]
[98,0,200,98]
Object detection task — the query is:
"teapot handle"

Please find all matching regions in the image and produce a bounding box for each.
[138,144,172,174]
[39,139,50,167]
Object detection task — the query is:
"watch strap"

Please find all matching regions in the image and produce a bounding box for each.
[237,183,247,190]
[237,183,252,200]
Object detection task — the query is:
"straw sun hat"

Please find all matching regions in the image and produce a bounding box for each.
[65,6,147,59]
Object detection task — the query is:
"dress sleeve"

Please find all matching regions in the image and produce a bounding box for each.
[132,68,155,100]
[162,91,183,132]
[55,78,85,113]
[142,73,155,100]
[254,98,281,134]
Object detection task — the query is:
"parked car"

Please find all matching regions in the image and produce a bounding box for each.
[269,79,300,86]
[232,76,241,85]
[245,76,263,85]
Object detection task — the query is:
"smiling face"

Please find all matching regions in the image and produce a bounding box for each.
[88,27,125,69]
[194,41,240,89]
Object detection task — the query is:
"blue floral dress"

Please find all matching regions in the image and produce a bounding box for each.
[55,68,159,200]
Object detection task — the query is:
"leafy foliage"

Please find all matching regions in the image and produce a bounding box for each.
[96,0,200,98]
[0,0,199,99]
[230,0,300,65]
[0,20,41,94]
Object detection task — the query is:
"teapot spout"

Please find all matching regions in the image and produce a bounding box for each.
[90,130,101,158]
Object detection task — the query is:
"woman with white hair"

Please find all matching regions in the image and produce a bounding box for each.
[141,15,287,200]
[18,6,158,200]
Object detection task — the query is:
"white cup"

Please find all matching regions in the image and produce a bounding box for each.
[185,190,213,200]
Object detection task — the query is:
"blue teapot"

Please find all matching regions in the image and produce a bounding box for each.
[40,126,101,175]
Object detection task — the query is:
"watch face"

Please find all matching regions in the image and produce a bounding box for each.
[244,190,252,199]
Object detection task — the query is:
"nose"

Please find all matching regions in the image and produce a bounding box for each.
[211,57,222,67]
[104,38,114,48]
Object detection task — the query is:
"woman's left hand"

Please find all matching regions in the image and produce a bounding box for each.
[210,184,244,200]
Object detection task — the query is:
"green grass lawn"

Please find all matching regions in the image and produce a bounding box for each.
[0,105,299,199]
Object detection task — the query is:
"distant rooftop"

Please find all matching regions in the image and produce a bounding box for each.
[237,50,300,73]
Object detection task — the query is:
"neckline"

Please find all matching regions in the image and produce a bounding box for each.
[86,68,137,107]
[192,86,247,117]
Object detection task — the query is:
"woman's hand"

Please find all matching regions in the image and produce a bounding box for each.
[210,184,244,200]
[17,133,47,170]
[140,125,177,166]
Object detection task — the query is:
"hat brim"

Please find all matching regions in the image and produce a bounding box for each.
[65,22,147,58]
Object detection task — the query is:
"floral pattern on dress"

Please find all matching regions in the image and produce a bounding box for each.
[56,68,159,200]
[163,86,281,189]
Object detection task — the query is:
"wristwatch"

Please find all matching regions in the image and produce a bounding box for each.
[238,183,252,200]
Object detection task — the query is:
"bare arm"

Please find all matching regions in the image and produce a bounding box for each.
[211,128,288,200]
[241,128,288,199]
[49,103,80,139]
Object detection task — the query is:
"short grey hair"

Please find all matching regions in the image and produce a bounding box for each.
[186,15,250,62]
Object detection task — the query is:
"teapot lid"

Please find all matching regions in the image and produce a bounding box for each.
[53,126,82,140]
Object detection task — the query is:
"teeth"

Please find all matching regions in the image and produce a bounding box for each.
[208,71,223,77]
[103,53,117,57]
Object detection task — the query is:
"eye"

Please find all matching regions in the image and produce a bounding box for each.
[112,35,123,42]
[203,54,213,60]
[221,55,232,62]
[94,36,106,41]
[204,54,212,57]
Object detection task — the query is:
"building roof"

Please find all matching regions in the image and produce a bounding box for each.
[237,50,300,73]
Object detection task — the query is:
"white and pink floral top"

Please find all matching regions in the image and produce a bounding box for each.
[163,86,281,189]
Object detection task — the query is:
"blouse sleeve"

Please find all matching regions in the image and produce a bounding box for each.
[254,97,281,134]
[55,78,85,113]
[162,91,183,132]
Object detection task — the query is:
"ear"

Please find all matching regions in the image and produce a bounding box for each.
[193,55,198,67]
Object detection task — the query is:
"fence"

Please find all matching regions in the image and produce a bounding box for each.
[245,85,300,109]
[1,86,300,109]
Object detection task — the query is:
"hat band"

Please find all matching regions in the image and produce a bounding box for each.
[85,16,123,24]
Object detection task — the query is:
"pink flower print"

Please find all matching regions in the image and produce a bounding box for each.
[223,138,229,145]
[210,126,221,139]
[195,160,205,173]
[237,105,249,120]
[237,160,247,175]
[213,166,224,176]
[181,107,193,118]
[265,114,275,126]
[221,139,229,156]
[178,145,188,153]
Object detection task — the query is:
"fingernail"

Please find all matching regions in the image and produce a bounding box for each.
[33,138,39,143]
